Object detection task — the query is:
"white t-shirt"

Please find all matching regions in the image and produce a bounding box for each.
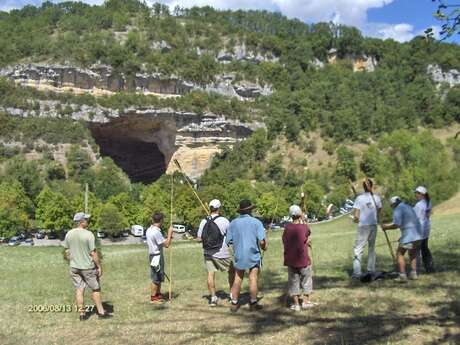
[146,225,165,255]
[353,193,382,226]
[413,199,432,239]
[197,215,230,259]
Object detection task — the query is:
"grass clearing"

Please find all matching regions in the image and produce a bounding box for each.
[1,212,459,345]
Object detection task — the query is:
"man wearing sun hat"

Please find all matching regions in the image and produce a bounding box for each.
[64,212,112,320]
[226,199,267,312]
[197,199,235,307]
[382,197,423,282]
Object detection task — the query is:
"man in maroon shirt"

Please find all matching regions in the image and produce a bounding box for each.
[282,205,315,312]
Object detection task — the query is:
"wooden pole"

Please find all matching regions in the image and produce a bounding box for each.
[173,159,210,215]
[84,183,88,214]
[169,174,174,302]
[364,178,397,265]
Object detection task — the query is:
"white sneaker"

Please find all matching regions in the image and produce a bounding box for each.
[409,271,418,280]
[290,304,301,312]
[301,301,317,309]
[396,273,408,283]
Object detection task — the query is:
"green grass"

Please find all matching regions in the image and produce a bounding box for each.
[1,213,459,345]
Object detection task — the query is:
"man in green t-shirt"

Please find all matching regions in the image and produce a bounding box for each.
[64,212,112,321]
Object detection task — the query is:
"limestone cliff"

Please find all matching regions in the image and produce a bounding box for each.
[427,64,460,87]
[0,64,272,100]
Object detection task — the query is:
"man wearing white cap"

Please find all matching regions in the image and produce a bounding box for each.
[413,186,434,273]
[197,199,235,307]
[382,197,423,282]
[64,212,112,320]
[351,179,382,278]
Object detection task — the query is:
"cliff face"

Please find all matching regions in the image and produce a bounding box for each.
[90,108,262,183]
[1,102,262,183]
[0,64,272,100]
[427,64,460,87]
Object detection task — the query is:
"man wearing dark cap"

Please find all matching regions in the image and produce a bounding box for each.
[64,212,112,320]
[226,200,267,312]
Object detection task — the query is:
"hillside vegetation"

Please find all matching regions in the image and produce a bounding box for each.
[0,1,460,235]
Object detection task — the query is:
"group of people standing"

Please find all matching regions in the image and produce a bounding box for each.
[352,180,434,282]
[146,198,314,312]
[63,179,434,320]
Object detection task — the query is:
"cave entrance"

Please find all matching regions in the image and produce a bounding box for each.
[90,125,168,184]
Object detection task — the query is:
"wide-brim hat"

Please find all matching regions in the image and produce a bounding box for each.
[238,199,256,212]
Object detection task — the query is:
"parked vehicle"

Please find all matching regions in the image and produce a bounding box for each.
[173,224,186,233]
[121,231,130,237]
[97,231,107,239]
[8,237,21,246]
[23,238,34,246]
[130,225,144,237]
[0,237,9,243]
[47,232,58,240]
[35,231,45,239]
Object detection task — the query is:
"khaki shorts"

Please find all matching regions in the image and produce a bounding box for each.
[399,240,421,250]
[205,257,233,272]
[70,267,100,290]
[288,266,313,296]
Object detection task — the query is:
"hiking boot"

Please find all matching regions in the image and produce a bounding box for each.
[97,313,113,319]
[230,301,240,313]
[409,271,418,280]
[209,296,218,307]
[79,314,89,321]
[249,301,263,312]
[290,304,301,312]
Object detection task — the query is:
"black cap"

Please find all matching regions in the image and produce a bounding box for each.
[238,199,256,213]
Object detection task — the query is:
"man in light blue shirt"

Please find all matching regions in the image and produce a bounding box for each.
[382,196,423,282]
[226,199,267,312]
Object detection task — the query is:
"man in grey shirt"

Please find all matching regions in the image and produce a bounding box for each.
[197,199,235,307]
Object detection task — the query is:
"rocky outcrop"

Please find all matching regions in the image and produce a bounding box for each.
[216,43,279,64]
[427,64,460,87]
[0,64,273,100]
[1,102,263,182]
[326,49,377,72]
[353,55,377,72]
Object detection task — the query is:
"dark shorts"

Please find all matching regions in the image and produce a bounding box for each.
[149,254,165,284]
[70,267,100,291]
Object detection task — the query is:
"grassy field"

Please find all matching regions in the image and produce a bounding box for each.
[1,211,459,345]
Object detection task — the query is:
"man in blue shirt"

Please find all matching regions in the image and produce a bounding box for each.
[382,196,423,282]
[226,199,267,312]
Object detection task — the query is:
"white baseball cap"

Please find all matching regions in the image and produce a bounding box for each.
[73,212,91,222]
[209,199,221,209]
[415,186,427,194]
[289,205,302,217]
[390,196,401,206]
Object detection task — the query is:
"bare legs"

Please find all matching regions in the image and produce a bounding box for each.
[151,282,161,297]
[75,288,105,315]
[231,267,259,303]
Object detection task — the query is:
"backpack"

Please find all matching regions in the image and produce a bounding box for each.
[201,216,224,255]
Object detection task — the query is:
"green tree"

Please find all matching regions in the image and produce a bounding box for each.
[98,202,127,237]
[66,145,92,178]
[35,186,73,231]
[256,191,288,223]
[0,181,32,236]
[335,146,357,181]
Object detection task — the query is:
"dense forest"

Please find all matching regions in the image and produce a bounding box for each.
[0,0,460,236]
